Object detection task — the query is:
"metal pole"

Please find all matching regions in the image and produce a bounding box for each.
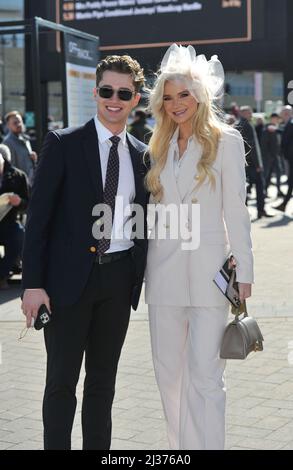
[0,37,5,116]
[61,32,68,128]
[31,17,42,152]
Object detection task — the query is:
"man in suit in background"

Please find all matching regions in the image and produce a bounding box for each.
[128,108,153,144]
[262,113,283,197]
[4,111,38,186]
[21,55,149,450]
[236,106,273,219]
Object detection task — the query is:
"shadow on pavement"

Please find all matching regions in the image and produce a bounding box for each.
[0,278,22,305]
[260,214,293,229]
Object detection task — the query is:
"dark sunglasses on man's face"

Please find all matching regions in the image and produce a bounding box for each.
[97,86,135,102]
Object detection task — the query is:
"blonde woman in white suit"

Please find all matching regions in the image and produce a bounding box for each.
[145,44,254,450]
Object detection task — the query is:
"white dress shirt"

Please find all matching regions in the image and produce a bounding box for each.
[94,116,135,253]
[172,128,196,181]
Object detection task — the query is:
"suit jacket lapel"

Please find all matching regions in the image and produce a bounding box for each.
[160,142,181,205]
[176,139,202,201]
[126,133,146,206]
[82,118,103,202]
[160,133,202,204]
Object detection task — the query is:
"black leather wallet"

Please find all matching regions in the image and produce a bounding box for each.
[34,304,51,330]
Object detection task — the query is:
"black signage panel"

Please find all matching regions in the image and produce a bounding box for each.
[64,32,100,66]
[60,0,252,49]
[63,33,100,126]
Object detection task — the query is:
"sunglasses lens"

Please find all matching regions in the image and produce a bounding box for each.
[118,90,133,101]
[98,87,114,99]
[98,87,134,101]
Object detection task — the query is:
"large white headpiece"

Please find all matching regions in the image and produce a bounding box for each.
[159,43,225,103]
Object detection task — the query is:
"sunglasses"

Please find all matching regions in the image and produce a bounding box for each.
[97,86,135,102]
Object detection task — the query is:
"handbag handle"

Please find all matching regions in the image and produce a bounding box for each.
[231,299,248,318]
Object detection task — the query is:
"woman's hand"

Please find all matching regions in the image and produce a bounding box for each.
[238,283,252,303]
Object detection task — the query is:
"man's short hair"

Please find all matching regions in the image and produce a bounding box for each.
[240,106,252,113]
[271,113,279,118]
[96,55,145,92]
[5,110,22,123]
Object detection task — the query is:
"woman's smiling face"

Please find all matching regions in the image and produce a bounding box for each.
[163,79,198,125]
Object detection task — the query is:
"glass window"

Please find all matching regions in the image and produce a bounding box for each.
[0,0,24,20]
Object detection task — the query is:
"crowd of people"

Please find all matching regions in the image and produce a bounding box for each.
[0,111,37,289]
[1,101,292,291]
[226,103,293,218]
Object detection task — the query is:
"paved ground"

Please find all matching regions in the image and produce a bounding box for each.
[0,182,293,450]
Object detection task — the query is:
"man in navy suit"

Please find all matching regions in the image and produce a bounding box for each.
[21,55,149,450]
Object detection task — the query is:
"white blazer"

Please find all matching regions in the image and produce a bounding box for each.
[145,127,254,307]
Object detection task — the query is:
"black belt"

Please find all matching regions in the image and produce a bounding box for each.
[95,249,132,265]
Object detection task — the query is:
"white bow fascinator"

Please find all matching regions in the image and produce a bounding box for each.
[159,43,225,103]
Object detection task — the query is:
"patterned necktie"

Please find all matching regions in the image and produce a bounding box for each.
[97,135,120,255]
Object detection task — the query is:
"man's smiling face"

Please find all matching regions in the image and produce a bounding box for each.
[94,70,140,133]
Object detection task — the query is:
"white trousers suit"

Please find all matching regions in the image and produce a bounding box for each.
[145,128,254,450]
[149,305,228,450]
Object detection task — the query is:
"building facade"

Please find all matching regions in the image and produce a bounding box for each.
[0,0,24,117]
[1,0,292,126]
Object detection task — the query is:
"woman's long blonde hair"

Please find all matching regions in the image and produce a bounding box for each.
[145,73,225,202]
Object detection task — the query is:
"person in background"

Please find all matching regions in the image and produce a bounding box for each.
[229,102,240,120]
[235,106,273,219]
[255,116,265,145]
[262,113,283,197]
[4,111,38,187]
[0,144,29,289]
[128,108,153,144]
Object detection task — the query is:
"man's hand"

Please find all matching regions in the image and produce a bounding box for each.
[30,151,38,163]
[21,289,51,328]
[238,283,252,303]
[8,194,21,207]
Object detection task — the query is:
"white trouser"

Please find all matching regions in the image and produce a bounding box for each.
[148,305,229,450]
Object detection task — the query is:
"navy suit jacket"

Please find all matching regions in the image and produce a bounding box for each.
[22,118,149,310]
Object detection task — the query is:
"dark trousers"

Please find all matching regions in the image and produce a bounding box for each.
[265,157,281,192]
[283,158,293,206]
[246,167,265,214]
[0,221,24,280]
[43,253,134,450]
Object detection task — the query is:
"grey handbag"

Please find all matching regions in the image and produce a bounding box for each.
[220,301,264,360]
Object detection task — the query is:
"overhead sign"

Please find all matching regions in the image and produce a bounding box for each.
[63,33,99,126]
[60,0,252,50]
